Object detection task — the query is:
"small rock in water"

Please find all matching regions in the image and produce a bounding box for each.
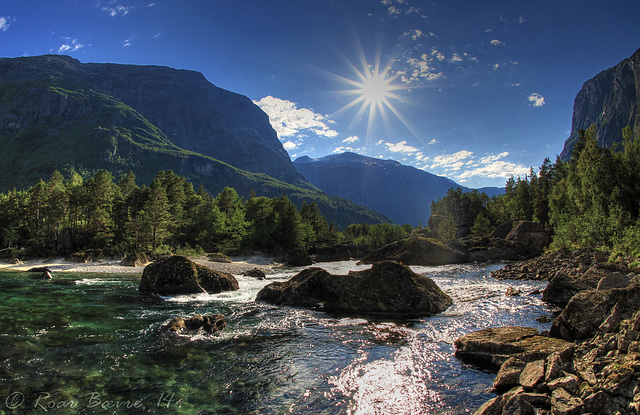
[505,287,521,296]
[243,268,266,280]
[166,314,226,334]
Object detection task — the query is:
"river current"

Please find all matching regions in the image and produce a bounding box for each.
[0,261,552,414]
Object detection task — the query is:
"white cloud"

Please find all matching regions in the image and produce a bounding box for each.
[387,6,400,16]
[254,96,339,140]
[456,160,529,180]
[123,37,134,47]
[101,4,134,17]
[58,38,84,53]
[385,140,419,154]
[428,138,438,145]
[528,93,545,107]
[479,152,509,164]
[430,150,474,170]
[427,150,528,181]
[283,141,297,151]
[493,64,500,71]
[383,0,420,17]
[490,39,505,46]
[450,53,463,63]
[0,16,12,32]
[519,16,526,24]
[402,53,444,84]
[342,136,359,144]
[376,139,385,145]
[431,49,445,61]
[404,29,424,41]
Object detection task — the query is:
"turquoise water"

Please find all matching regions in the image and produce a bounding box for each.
[0,262,551,414]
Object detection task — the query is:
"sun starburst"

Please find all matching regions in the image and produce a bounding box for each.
[323,44,421,141]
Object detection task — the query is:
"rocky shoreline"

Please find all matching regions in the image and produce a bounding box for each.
[0,254,280,276]
[462,248,640,415]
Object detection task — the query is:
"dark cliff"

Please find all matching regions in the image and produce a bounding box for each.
[560,48,640,160]
[294,152,502,226]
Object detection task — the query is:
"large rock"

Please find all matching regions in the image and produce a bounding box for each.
[283,248,313,266]
[139,255,239,295]
[504,221,550,257]
[358,234,468,266]
[256,260,452,316]
[311,243,364,262]
[465,237,519,262]
[542,266,604,307]
[454,327,574,371]
[550,282,640,342]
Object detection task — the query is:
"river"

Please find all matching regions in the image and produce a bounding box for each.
[0,261,551,414]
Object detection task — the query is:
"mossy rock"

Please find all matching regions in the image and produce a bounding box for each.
[358,234,468,266]
[139,255,239,295]
[257,260,452,317]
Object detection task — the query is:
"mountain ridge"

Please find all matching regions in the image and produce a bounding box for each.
[0,55,390,228]
[294,152,502,226]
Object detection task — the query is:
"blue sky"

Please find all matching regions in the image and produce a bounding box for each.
[1,1,639,188]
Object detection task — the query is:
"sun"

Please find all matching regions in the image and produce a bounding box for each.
[359,71,393,107]
[321,46,420,141]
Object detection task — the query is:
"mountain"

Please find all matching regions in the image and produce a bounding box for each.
[560,48,640,160]
[0,55,390,228]
[294,152,503,226]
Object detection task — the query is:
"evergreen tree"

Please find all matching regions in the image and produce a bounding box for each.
[144,177,171,251]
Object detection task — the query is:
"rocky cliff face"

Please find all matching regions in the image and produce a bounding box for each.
[560,48,640,160]
[0,54,303,185]
[294,152,502,226]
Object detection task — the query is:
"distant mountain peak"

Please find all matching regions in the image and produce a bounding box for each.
[294,152,502,226]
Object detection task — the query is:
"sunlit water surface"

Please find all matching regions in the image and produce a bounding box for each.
[0,261,552,414]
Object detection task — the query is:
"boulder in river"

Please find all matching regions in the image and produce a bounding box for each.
[358,234,467,266]
[243,268,266,280]
[139,255,239,295]
[454,326,574,371]
[283,248,313,266]
[166,314,226,334]
[311,243,360,262]
[256,260,452,317]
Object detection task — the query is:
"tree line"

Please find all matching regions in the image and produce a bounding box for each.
[0,169,412,258]
[431,125,640,264]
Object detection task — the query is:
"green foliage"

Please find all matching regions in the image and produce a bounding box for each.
[342,222,412,249]
[0,169,393,257]
[429,123,640,264]
[470,213,492,239]
[437,213,458,242]
[430,187,491,240]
